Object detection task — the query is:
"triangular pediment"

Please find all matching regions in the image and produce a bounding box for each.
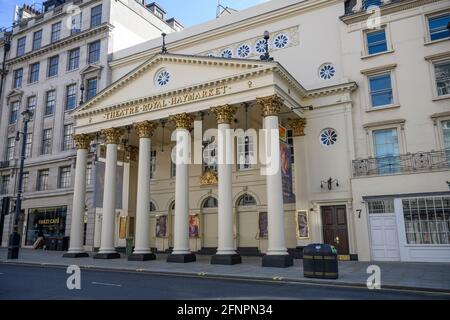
[7,89,24,101]
[74,53,277,115]
[80,64,103,76]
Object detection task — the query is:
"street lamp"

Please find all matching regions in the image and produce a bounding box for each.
[7,108,33,259]
[260,30,273,62]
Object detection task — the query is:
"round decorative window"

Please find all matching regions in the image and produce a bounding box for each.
[237,44,251,58]
[221,48,233,58]
[273,34,289,49]
[155,69,171,87]
[320,128,338,146]
[255,39,267,54]
[206,53,215,57]
[319,63,336,80]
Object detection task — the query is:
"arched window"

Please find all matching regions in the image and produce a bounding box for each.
[150,202,156,212]
[170,201,175,211]
[237,194,257,206]
[202,196,218,208]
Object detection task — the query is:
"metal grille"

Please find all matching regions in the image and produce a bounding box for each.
[353,149,450,177]
[402,197,450,245]
[367,199,394,214]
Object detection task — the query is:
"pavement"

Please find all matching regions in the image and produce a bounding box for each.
[1,248,450,293]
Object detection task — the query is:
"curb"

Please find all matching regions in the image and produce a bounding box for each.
[2,260,450,295]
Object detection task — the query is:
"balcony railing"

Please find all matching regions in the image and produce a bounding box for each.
[352,149,450,177]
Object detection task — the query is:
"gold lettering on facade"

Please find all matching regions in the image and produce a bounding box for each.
[103,85,229,121]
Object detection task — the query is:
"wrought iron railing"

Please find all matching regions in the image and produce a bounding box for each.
[353,149,450,177]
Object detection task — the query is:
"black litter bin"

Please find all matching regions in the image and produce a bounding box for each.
[303,243,338,279]
[57,237,70,251]
[45,237,58,251]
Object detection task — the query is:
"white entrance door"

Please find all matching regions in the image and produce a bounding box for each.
[369,213,400,261]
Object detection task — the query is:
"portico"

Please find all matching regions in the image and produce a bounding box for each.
[66,53,308,267]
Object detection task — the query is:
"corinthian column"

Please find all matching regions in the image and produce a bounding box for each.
[257,95,293,268]
[210,105,241,265]
[167,113,196,263]
[94,128,123,259]
[63,134,92,258]
[288,118,308,259]
[129,121,158,261]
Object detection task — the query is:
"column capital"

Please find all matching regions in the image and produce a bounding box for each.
[288,118,307,137]
[211,105,237,124]
[134,121,158,138]
[101,128,123,145]
[73,134,93,150]
[169,113,195,130]
[257,94,284,117]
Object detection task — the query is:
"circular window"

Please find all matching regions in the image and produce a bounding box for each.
[155,69,171,87]
[221,48,233,58]
[255,39,267,54]
[320,128,338,147]
[273,34,289,49]
[237,44,251,58]
[319,63,336,80]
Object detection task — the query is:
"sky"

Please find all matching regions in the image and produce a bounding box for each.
[0,0,270,30]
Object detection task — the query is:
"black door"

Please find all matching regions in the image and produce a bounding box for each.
[321,205,350,255]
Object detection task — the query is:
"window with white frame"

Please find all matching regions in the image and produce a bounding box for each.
[13,68,23,89]
[67,48,80,71]
[203,140,217,172]
[41,128,52,155]
[65,84,77,111]
[237,134,256,170]
[25,133,32,158]
[0,175,10,195]
[37,169,49,191]
[16,37,26,57]
[372,128,400,174]
[32,30,42,50]
[9,102,20,124]
[88,40,100,64]
[45,90,56,116]
[6,137,15,161]
[403,197,450,245]
[51,22,61,43]
[368,72,393,108]
[443,120,450,149]
[434,60,450,96]
[27,96,36,116]
[47,56,59,77]
[90,5,102,28]
[86,78,98,100]
[237,193,257,206]
[150,150,156,179]
[59,166,71,189]
[366,28,388,55]
[71,13,82,35]
[29,62,40,84]
[428,12,450,42]
[22,172,29,192]
[367,199,395,214]
[62,124,74,151]
[86,162,93,185]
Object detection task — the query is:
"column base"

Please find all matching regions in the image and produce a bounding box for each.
[94,252,121,259]
[167,253,196,263]
[63,252,89,258]
[211,254,242,265]
[262,254,294,268]
[128,253,156,261]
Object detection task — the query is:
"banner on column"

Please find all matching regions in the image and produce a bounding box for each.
[258,212,268,239]
[94,161,124,209]
[280,141,295,204]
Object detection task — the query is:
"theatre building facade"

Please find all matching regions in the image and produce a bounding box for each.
[3,0,450,265]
